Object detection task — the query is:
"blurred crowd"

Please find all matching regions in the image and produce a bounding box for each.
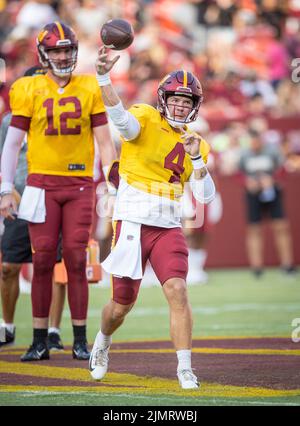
[0,0,300,175]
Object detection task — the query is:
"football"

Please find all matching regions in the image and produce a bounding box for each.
[100,18,134,50]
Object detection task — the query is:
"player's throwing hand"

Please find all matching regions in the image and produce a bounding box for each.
[96,46,120,75]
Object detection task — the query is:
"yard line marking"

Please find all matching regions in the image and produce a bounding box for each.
[0,382,300,399]
[2,346,299,357]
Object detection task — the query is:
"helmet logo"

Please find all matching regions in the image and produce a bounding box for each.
[159,74,171,86]
[175,86,192,95]
[38,30,48,43]
[56,40,72,47]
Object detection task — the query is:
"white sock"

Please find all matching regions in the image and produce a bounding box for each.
[3,323,15,333]
[176,349,192,372]
[96,330,112,349]
[48,327,60,335]
[188,248,207,271]
[198,249,207,270]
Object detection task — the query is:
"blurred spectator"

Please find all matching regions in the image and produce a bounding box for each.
[282,130,300,173]
[239,129,295,277]
[265,34,289,87]
[272,79,300,117]
[184,117,223,285]
[73,0,108,35]
[240,72,277,108]
[194,0,237,28]
[216,122,249,175]
[0,0,299,154]
[16,0,58,30]
[259,0,286,39]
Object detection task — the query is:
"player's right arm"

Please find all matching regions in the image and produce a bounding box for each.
[0,78,32,219]
[0,127,25,219]
[95,46,140,141]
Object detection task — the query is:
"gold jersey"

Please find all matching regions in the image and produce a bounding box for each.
[119,104,210,200]
[9,74,106,176]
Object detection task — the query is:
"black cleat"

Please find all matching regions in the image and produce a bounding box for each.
[252,268,264,279]
[72,341,90,360]
[21,342,50,362]
[281,266,297,276]
[47,332,64,351]
[0,326,15,347]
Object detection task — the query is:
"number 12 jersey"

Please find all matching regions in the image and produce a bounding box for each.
[9,74,107,177]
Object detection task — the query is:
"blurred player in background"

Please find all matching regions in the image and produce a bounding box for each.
[0,22,116,361]
[184,118,223,285]
[89,46,215,390]
[239,129,295,277]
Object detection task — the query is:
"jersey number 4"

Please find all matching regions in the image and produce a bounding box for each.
[43,97,82,136]
[164,142,185,183]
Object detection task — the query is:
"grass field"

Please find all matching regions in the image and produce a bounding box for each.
[1,268,300,406]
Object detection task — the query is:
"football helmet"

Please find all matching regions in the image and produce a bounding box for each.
[37,22,78,77]
[157,70,203,127]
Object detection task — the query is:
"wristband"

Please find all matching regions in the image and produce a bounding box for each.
[102,165,117,195]
[107,184,117,196]
[190,155,205,170]
[96,72,111,87]
[0,191,13,198]
[0,182,14,194]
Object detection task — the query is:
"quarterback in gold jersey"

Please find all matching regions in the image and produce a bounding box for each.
[89,46,216,390]
[0,23,116,362]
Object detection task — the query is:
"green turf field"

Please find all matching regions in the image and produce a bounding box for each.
[1,268,299,406]
[7,268,300,343]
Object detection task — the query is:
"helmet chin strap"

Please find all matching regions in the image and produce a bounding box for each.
[46,49,77,78]
[52,68,72,77]
[166,117,185,129]
[165,104,185,128]
[49,60,73,77]
[164,104,197,128]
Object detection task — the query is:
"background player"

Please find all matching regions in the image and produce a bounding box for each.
[0,66,66,351]
[0,23,116,361]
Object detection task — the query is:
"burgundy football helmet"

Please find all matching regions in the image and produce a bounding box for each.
[37,22,78,77]
[157,70,203,127]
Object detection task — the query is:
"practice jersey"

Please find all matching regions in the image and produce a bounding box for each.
[113,104,210,228]
[119,104,210,200]
[9,74,107,177]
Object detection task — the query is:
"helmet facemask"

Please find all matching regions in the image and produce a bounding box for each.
[159,92,200,128]
[38,44,78,77]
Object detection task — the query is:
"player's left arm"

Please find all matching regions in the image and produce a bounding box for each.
[182,131,216,204]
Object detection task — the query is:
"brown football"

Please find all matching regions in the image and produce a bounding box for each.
[100,19,134,50]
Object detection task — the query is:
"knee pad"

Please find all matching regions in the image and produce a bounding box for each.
[32,236,57,252]
[112,277,140,305]
[63,247,87,275]
[33,250,57,275]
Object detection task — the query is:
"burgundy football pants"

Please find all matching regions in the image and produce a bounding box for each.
[28,174,94,320]
[112,221,189,305]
